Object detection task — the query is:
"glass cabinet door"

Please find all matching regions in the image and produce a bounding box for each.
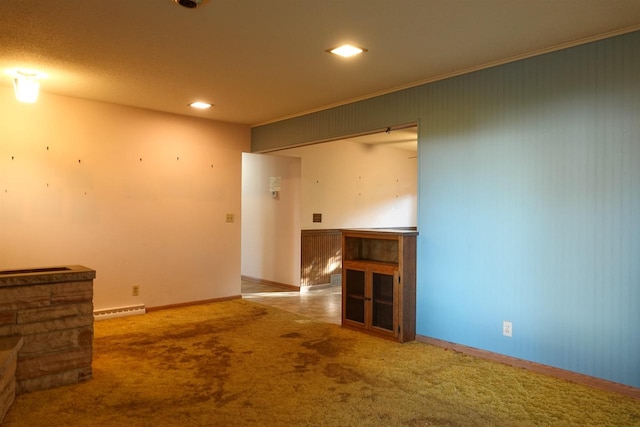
[371,272,395,332]
[344,269,365,324]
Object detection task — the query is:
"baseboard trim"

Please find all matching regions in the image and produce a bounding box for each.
[301,282,339,291]
[146,295,241,312]
[94,304,146,320]
[417,335,640,400]
[241,275,300,292]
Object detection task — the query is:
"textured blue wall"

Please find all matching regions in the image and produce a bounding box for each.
[417,33,640,387]
[252,31,640,388]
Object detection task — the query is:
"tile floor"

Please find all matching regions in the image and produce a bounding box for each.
[241,280,342,325]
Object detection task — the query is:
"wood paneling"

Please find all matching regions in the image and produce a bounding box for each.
[300,230,342,287]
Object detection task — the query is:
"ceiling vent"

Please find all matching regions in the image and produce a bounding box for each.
[173,0,207,9]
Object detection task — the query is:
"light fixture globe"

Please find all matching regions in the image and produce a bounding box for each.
[13,77,40,103]
[8,69,46,103]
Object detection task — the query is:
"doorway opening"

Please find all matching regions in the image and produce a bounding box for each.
[240,124,418,324]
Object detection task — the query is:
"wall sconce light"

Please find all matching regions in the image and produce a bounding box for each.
[12,70,43,103]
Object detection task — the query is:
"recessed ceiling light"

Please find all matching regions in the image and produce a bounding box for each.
[327,44,367,58]
[189,101,212,109]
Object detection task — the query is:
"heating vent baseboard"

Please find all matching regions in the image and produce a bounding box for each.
[94,304,146,321]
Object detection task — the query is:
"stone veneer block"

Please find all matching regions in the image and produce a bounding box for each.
[16,347,92,393]
[51,281,94,304]
[19,325,93,356]
[17,302,94,324]
[0,313,16,327]
[0,266,95,395]
[17,365,93,395]
[0,336,23,423]
[0,285,51,311]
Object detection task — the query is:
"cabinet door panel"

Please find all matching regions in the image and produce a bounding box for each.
[344,269,366,324]
[371,272,395,332]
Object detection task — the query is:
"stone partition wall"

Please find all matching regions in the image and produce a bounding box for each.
[0,336,22,422]
[0,266,95,394]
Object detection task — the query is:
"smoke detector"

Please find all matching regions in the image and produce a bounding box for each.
[173,0,208,9]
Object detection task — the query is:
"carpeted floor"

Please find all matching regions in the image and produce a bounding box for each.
[3,299,640,426]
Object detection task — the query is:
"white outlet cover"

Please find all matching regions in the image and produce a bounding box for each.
[503,321,512,337]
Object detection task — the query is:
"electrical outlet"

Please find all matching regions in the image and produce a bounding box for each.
[132,285,140,297]
[226,213,234,223]
[503,321,512,337]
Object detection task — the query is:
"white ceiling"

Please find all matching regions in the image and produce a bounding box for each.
[2,1,640,126]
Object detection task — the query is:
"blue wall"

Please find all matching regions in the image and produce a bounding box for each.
[253,31,640,388]
[417,33,640,387]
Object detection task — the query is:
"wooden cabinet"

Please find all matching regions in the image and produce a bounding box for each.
[341,229,417,342]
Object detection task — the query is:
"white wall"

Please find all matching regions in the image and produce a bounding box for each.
[241,153,301,286]
[0,86,250,309]
[277,139,417,229]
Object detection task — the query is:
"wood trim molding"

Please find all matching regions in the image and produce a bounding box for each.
[417,335,640,400]
[146,295,241,312]
[241,275,300,291]
[301,229,342,234]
